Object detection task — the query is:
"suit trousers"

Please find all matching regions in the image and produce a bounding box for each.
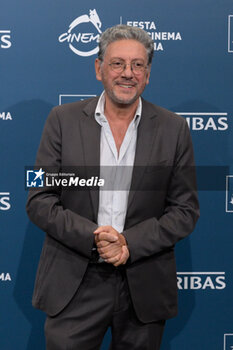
[44,263,165,350]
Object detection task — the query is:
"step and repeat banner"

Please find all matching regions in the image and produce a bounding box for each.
[1,1,233,349]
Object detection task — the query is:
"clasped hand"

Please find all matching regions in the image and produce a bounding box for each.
[93,226,129,266]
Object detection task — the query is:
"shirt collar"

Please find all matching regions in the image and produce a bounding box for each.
[95,91,142,128]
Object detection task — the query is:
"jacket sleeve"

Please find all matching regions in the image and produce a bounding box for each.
[26,107,97,259]
[123,119,200,263]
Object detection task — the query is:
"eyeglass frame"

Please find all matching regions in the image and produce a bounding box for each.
[107,59,149,75]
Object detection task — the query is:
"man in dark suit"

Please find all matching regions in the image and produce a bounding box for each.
[26,24,199,350]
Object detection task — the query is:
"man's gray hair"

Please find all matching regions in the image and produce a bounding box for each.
[98,25,154,65]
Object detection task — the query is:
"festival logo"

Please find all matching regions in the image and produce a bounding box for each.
[120,17,182,52]
[59,9,102,57]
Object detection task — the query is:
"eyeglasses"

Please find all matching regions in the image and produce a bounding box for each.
[108,60,148,74]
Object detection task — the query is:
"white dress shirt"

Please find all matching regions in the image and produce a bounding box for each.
[95,92,142,233]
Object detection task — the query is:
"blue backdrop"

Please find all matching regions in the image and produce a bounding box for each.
[1,1,233,349]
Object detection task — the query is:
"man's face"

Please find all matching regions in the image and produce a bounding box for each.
[95,39,151,106]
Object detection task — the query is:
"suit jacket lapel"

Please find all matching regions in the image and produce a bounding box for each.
[80,98,101,222]
[127,99,158,211]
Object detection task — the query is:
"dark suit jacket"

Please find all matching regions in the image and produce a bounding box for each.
[26,97,199,323]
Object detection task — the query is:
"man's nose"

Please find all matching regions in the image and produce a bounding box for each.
[121,64,134,78]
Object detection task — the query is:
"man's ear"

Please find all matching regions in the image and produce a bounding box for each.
[95,58,102,81]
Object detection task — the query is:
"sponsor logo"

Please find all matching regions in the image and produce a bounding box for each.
[0,273,11,282]
[59,9,102,57]
[224,334,233,350]
[177,272,226,290]
[0,30,11,49]
[0,112,13,121]
[26,169,45,188]
[226,176,233,212]
[121,17,182,52]
[0,192,11,210]
[228,15,233,53]
[59,94,96,105]
[177,112,229,131]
